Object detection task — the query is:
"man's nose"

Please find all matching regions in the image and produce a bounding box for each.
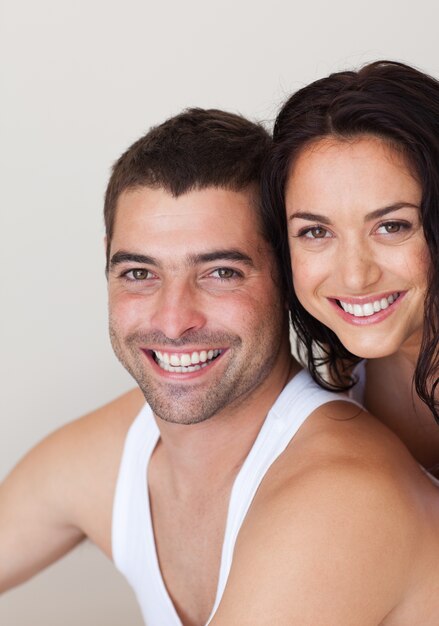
[150,279,207,340]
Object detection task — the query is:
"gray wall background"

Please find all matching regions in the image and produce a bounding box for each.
[1,0,438,623]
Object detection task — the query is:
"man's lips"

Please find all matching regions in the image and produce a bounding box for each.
[327,291,406,325]
[141,347,225,374]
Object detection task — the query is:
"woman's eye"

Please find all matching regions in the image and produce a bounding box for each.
[376,221,410,235]
[300,226,330,239]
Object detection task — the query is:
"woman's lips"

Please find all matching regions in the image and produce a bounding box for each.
[327,291,406,325]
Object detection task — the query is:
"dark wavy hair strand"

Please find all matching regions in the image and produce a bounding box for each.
[261,61,439,422]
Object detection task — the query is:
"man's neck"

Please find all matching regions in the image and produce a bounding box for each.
[151,355,299,495]
[147,354,296,626]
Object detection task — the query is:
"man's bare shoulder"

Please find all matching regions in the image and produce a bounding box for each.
[212,401,437,625]
[254,400,426,536]
[276,399,428,487]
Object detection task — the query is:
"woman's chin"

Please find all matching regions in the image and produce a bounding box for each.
[334,334,398,360]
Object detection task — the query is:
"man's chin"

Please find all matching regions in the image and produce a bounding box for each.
[153,410,211,426]
[138,385,233,426]
[135,385,211,425]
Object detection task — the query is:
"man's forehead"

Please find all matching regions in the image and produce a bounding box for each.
[108,186,277,278]
[117,183,257,208]
[113,185,263,239]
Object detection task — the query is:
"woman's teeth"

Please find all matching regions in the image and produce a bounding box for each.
[338,292,400,317]
[153,349,222,372]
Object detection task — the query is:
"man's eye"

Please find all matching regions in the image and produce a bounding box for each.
[124,268,151,280]
[211,268,239,280]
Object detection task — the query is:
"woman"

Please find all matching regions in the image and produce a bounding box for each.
[262,61,439,476]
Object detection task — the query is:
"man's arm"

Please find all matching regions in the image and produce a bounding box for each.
[0,388,143,593]
[211,452,420,625]
[0,428,86,592]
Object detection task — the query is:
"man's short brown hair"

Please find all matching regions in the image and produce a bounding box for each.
[104,107,271,266]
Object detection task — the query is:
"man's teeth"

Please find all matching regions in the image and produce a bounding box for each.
[153,349,222,372]
[338,293,400,317]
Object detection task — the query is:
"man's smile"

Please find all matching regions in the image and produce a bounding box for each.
[145,348,225,374]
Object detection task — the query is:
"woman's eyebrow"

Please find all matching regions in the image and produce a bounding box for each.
[288,212,332,225]
[364,202,420,221]
[288,203,420,224]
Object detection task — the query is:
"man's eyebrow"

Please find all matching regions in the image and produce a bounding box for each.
[109,251,158,268]
[109,249,255,269]
[288,203,420,224]
[189,249,255,266]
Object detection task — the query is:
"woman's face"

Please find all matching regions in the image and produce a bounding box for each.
[285,135,430,360]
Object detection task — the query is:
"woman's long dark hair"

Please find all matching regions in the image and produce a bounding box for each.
[261,60,439,422]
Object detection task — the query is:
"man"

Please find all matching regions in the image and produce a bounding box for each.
[1,108,438,625]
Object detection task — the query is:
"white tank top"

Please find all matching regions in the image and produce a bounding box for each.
[112,370,356,625]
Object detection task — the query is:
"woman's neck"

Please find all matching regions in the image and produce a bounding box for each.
[364,354,439,475]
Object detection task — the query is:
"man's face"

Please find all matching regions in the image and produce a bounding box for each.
[108,185,289,425]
